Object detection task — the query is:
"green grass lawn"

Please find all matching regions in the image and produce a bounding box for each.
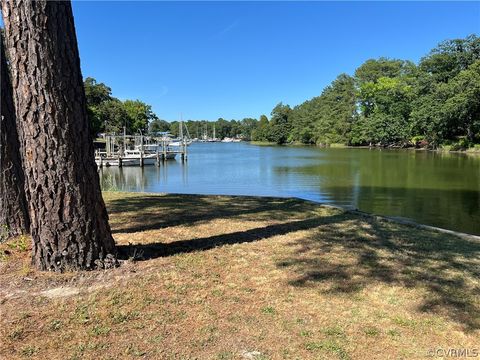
[1,192,479,359]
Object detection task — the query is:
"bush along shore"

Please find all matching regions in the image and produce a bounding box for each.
[1,192,479,359]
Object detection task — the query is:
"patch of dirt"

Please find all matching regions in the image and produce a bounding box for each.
[39,286,80,298]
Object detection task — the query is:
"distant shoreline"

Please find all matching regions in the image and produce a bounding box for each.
[248,141,480,155]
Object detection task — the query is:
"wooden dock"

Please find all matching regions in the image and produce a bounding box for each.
[95,134,188,168]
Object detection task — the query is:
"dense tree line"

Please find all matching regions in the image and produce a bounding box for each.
[85,34,479,149]
[85,79,259,140]
[252,35,480,149]
[166,118,259,140]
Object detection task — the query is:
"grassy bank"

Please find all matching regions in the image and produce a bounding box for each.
[249,141,278,146]
[1,192,479,359]
[440,144,480,154]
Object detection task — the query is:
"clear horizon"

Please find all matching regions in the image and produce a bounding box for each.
[72,2,478,121]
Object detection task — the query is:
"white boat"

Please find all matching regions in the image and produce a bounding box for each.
[168,139,192,147]
[125,150,157,165]
[95,157,140,167]
[134,145,177,159]
[221,137,242,143]
[136,144,161,152]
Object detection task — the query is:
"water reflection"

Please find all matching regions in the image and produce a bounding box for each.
[100,160,189,193]
[100,143,480,235]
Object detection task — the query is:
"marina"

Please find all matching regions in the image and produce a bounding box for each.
[95,133,188,167]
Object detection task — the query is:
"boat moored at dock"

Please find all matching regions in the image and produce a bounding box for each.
[95,132,186,168]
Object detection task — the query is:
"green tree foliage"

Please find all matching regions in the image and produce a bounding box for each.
[97,99,129,134]
[251,115,270,141]
[315,74,356,145]
[149,119,170,134]
[170,119,257,140]
[419,34,480,84]
[123,99,156,134]
[84,77,160,136]
[239,118,259,140]
[289,74,356,145]
[410,35,480,146]
[215,118,232,139]
[355,59,416,114]
[350,58,417,145]
[267,103,292,144]
[411,60,480,146]
[355,58,416,85]
[84,77,113,136]
[352,76,415,145]
[445,60,480,142]
[288,99,317,144]
[84,77,112,105]
[250,105,293,145]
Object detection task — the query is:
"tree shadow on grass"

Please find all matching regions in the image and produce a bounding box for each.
[117,213,347,260]
[279,214,480,331]
[107,193,480,331]
[107,194,319,234]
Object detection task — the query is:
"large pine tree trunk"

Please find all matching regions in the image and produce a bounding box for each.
[1,0,117,270]
[0,32,29,240]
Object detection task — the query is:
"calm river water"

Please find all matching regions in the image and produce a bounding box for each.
[100,142,480,235]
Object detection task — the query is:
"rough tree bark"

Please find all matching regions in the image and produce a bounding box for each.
[1,0,117,270]
[0,32,30,239]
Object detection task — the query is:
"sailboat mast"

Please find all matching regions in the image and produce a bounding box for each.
[123,126,126,154]
[179,113,184,140]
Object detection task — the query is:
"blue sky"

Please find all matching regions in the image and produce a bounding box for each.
[70,1,479,121]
